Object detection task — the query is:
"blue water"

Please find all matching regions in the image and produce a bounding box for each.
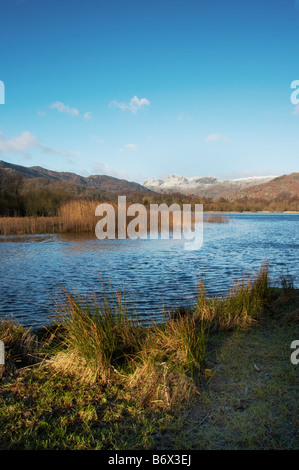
[0,213,298,327]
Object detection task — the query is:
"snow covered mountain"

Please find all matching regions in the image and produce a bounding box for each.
[144,174,277,198]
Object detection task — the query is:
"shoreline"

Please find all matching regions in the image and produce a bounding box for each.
[0,211,298,237]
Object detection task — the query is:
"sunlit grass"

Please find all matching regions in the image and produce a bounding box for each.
[195,262,270,331]
[1,263,297,449]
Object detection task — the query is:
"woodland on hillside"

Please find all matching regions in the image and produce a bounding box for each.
[1,168,299,218]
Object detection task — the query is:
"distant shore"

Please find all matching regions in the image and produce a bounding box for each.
[0,210,298,236]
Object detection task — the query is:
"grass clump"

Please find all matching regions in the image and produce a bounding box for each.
[50,286,144,384]
[47,285,208,409]
[195,262,270,331]
[126,313,207,410]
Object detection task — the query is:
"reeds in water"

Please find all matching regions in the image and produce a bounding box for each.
[0,200,230,235]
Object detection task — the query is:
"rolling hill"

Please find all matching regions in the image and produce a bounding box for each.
[0,160,152,195]
[232,173,299,200]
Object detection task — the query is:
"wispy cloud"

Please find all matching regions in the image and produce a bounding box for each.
[205,133,230,143]
[49,101,92,119]
[41,146,82,159]
[50,101,79,116]
[0,131,39,154]
[0,130,82,159]
[109,96,150,113]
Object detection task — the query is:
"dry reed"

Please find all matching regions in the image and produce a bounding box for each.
[1,200,230,236]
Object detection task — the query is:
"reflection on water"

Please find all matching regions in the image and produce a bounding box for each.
[0,213,298,327]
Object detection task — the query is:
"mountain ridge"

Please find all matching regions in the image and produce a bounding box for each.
[0,160,152,194]
[144,173,278,198]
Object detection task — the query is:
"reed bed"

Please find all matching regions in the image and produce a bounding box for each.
[0,216,60,235]
[0,199,230,235]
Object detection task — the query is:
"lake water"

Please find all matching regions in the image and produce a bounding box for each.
[0,213,298,327]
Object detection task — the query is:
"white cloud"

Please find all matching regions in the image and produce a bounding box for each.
[41,146,82,159]
[205,133,230,143]
[0,130,81,159]
[0,131,39,154]
[50,101,79,116]
[49,102,92,119]
[110,95,150,113]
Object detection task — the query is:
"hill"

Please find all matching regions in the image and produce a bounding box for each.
[233,173,299,200]
[0,160,152,195]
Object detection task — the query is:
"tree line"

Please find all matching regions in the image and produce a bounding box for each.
[0,169,298,216]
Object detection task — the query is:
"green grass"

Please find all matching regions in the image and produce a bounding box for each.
[0,264,298,450]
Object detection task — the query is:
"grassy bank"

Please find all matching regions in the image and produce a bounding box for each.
[0,264,298,449]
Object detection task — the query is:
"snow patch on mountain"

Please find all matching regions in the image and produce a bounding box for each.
[144,174,277,195]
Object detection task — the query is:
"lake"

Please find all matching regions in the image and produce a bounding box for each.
[0,213,298,327]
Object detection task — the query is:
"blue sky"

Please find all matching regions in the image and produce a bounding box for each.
[0,0,298,183]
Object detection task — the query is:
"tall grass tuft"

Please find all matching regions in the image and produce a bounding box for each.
[51,285,143,383]
[47,283,208,408]
[195,262,270,330]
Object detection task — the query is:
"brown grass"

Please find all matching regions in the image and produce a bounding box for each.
[0,216,60,235]
[0,200,230,236]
